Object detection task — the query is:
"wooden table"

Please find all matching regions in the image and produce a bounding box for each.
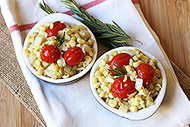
[0,0,190,126]
[139,0,190,78]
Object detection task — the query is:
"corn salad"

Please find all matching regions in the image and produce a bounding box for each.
[24,21,95,79]
[92,48,162,113]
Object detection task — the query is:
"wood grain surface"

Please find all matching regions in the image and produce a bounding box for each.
[0,1,190,127]
[0,80,42,127]
[139,0,190,78]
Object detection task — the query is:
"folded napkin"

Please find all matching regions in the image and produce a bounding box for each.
[1,0,190,127]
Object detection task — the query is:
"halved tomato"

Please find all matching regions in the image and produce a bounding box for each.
[41,45,60,64]
[46,21,66,37]
[64,47,84,66]
[136,63,155,86]
[109,53,132,71]
[111,77,136,98]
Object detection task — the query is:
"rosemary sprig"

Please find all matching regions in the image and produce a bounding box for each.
[38,0,54,14]
[38,0,141,48]
[108,61,127,78]
[61,0,141,47]
[56,32,65,47]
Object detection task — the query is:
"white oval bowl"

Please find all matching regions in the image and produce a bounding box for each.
[23,13,98,84]
[90,47,166,120]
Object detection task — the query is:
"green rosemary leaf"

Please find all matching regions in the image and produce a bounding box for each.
[39,0,54,14]
[56,32,65,47]
[98,33,118,39]
[112,21,130,38]
[114,61,124,73]
[108,69,124,75]
[124,68,128,74]
[105,23,121,34]
[51,49,55,53]
[110,74,123,76]
[70,66,74,72]
[109,61,127,78]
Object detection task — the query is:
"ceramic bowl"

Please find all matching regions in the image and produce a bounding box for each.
[90,47,166,120]
[23,13,97,84]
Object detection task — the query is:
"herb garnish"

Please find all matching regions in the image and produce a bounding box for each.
[56,32,65,47]
[51,49,55,53]
[70,66,74,72]
[38,0,54,14]
[108,61,127,78]
[39,0,141,48]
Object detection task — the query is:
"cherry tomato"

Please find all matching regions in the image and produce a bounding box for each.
[64,47,84,66]
[111,77,136,99]
[136,63,155,86]
[41,45,60,64]
[109,53,132,71]
[46,21,66,37]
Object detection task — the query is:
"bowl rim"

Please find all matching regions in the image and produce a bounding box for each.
[23,13,98,84]
[89,46,167,120]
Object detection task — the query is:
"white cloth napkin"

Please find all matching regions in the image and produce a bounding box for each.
[1,0,190,127]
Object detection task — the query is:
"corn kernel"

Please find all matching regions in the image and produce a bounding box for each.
[130,105,138,112]
[37,67,44,76]
[108,99,118,108]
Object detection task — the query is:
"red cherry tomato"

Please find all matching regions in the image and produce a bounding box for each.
[41,45,60,64]
[64,47,84,66]
[111,77,136,99]
[109,53,132,71]
[46,21,66,37]
[136,63,155,86]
